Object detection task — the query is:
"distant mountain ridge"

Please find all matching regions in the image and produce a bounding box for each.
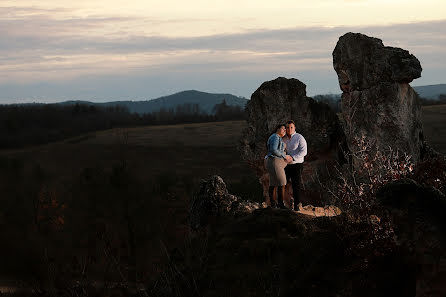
[413,84,446,99]
[59,90,248,114]
[11,84,445,113]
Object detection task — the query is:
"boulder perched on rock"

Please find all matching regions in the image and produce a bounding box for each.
[239,77,345,204]
[333,33,421,91]
[333,32,425,164]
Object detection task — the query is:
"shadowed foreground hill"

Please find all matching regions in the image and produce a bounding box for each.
[150,175,446,297]
[0,120,261,295]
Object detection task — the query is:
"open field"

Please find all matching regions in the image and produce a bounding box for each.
[421,104,446,154]
[1,104,444,183]
[0,120,254,195]
[0,120,260,287]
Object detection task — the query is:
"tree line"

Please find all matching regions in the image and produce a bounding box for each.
[0,100,245,149]
[419,94,446,105]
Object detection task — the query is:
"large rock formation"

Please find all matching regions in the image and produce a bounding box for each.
[333,32,424,164]
[239,77,345,204]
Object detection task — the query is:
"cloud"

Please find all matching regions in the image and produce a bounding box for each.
[0,6,70,18]
[0,12,445,102]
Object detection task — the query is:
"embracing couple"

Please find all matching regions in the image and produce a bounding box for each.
[264,120,307,211]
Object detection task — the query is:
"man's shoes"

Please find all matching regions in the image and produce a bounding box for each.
[294,202,302,212]
[277,203,287,209]
[269,199,277,208]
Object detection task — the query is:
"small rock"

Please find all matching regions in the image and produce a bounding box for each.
[369,214,381,225]
[297,204,342,217]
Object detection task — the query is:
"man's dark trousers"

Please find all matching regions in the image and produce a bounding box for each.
[285,163,303,206]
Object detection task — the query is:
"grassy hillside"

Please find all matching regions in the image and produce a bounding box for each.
[0,121,253,189]
[0,120,260,288]
[421,104,446,154]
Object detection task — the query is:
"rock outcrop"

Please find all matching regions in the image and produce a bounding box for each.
[155,206,414,297]
[189,175,262,229]
[333,32,425,165]
[190,175,343,230]
[239,77,345,204]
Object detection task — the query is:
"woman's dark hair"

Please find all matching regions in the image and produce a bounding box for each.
[272,124,285,134]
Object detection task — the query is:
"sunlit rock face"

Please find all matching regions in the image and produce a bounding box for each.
[239,77,345,204]
[333,32,424,163]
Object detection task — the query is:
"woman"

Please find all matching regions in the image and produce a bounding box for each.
[265,124,292,208]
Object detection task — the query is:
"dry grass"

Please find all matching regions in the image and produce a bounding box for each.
[421,104,446,154]
[0,120,249,186]
[0,120,257,288]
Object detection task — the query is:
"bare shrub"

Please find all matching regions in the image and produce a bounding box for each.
[334,135,414,216]
[412,156,446,194]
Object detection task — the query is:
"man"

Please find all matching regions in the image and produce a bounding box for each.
[283,120,307,211]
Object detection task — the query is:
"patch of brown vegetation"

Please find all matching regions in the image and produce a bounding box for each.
[421,104,446,154]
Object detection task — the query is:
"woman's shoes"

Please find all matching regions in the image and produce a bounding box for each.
[277,203,287,209]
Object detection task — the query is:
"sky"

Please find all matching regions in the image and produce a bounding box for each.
[1,0,445,103]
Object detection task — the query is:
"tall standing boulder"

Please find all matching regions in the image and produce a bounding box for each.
[333,32,424,165]
[239,77,345,204]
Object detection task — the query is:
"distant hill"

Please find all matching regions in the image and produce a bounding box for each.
[59,90,248,114]
[413,84,446,99]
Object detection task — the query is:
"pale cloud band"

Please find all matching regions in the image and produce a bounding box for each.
[0,3,445,103]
